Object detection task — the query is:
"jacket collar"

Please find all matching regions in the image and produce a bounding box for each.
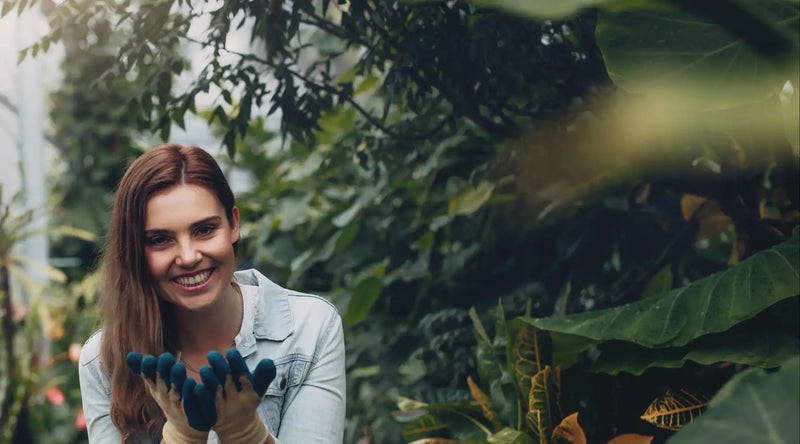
[233,269,293,357]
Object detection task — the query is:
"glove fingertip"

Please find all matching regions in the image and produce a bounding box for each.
[207,350,231,384]
[141,355,158,382]
[170,362,187,392]
[125,352,143,375]
[253,359,276,397]
[156,353,176,385]
[225,348,245,365]
[226,349,249,383]
[199,365,221,392]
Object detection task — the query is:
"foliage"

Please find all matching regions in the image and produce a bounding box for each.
[0,187,96,443]
[665,355,799,444]
[13,0,609,152]
[395,304,566,443]
[3,0,799,442]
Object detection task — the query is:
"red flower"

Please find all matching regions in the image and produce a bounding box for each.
[75,409,86,430]
[46,387,65,406]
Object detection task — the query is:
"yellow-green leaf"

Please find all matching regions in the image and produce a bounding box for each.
[467,375,503,432]
[640,265,672,300]
[526,366,560,442]
[513,324,552,405]
[448,181,494,216]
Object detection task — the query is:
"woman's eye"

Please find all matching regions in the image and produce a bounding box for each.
[196,225,215,236]
[148,236,169,246]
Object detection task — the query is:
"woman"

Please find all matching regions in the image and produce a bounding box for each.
[79,144,345,443]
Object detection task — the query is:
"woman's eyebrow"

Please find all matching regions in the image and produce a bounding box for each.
[144,216,223,236]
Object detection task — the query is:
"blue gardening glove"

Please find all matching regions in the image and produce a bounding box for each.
[198,349,276,443]
[126,352,216,443]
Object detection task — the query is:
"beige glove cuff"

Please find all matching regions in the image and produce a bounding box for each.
[161,421,209,444]
[214,412,268,443]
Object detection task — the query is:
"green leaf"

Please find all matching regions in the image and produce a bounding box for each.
[397,396,430,412]
[487,427,536,444]
[640,265,673,300]
[449,181,494,216]
[492,301,519,427]
[470,307,504,387]
[666,355,800,444]
[344,276,383,325]
[550,332,598,368]
[396,396,492,440]
[526,229,799,348]
[402,413,448,442]
[597,1,800,109]
[593,327,800,375]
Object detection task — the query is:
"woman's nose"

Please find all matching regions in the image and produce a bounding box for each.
[175,241,201,267]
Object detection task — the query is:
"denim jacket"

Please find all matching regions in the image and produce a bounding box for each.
[79,269,346,443]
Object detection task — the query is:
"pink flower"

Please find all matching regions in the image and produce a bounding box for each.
[75,409,86,430]
[46,387,65,406]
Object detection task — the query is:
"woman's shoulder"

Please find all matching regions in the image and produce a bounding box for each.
[79,330,103,366]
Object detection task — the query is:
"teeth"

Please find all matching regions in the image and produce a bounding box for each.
[175,270,212,287]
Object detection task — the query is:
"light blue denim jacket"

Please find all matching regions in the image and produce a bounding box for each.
[79,269,346,443]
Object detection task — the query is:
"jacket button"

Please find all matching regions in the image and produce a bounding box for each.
[280,377,287,389]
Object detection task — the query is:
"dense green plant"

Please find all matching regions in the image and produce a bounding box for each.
[396,231,798,442]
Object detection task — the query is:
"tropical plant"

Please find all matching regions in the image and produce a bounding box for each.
[0,186,98,443]
[394,228,798,442]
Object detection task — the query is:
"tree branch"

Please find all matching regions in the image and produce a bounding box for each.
[181,35,454,141]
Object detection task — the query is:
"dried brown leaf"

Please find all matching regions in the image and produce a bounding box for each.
[551,412,587,444]
[606,433,654,444]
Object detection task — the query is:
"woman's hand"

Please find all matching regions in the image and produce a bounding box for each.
[126,352,216,443]
[198,349,276,444]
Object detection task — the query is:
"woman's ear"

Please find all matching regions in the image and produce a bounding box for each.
[230,206,241,243]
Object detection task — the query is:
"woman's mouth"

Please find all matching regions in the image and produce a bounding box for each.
[173,269,214,289]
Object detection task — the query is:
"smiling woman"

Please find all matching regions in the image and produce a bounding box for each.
[77,144,346,444]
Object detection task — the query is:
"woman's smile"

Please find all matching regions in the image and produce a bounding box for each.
[172,268,215,290]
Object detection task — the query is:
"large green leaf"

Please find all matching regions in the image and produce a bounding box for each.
[597,1,800,109]
[593,327,799,375]
[526,228,799,348]
[666,355,800,443]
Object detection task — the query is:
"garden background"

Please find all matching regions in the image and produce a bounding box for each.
[0,0,798,443]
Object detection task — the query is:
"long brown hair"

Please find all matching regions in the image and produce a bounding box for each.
[100,144,236,441]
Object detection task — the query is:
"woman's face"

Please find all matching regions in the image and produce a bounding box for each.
[143,184,240,312]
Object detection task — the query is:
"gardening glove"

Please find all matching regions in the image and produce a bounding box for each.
[126,352,217,443]
[198,349,276,444]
